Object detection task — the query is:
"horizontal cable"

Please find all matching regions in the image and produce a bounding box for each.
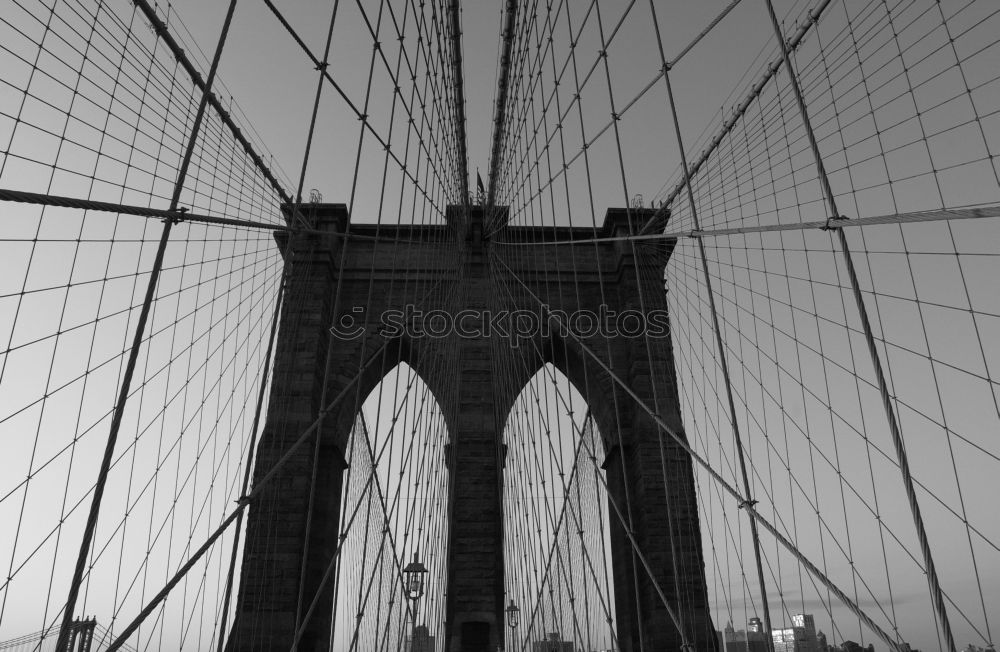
[497,204,1000,246]
[0,187,289,231]
[0,188,442,245]
[634,0,835,236]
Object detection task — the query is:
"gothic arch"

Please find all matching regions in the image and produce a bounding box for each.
[324,333,460,454]
[498,330,638,463]
[230,204,716,652]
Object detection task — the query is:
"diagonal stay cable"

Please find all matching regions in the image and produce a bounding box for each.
[56,2,240,646]
[130,0,292,206]
[493,254,906,652]
[103,340,389,652]
[260,0,457,213]
[497,204,1000,246]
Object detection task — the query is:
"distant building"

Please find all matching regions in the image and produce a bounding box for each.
[816,630,828,652]
[793,614,819,652]
[717,619,768,652]
[771,613,823,652]
[840,641,874,652]
[532,632,574,652]
[773,625,808,652]
[405,624,435,652]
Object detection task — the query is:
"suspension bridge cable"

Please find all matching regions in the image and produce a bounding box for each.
[2,0,999,649]
[57,2,240,646]
[494,253,905,651]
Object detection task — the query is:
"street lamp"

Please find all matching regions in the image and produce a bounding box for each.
[403,553,427,601]
[403,552,428,651]
[505,600,520,629]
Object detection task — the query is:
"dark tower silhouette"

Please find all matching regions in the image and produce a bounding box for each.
[59,618,96,652]
[226,204,717,652]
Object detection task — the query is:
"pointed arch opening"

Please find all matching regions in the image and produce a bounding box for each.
[329,361,450,652]
[502,362,618,652]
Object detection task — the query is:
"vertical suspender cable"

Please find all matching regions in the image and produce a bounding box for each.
[495,255,905,652]
[644,0,776,644]
[486,0,518,211]
[650,30,774,650]
[759,1,955,649]
[290,3,343,646]
[215,273,287,652]
[130,0,292,207]
[447,0,471,213]
[636,0,834,238]
[55,2,241,649]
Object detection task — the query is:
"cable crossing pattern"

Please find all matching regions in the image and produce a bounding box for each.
[0,0,998,650]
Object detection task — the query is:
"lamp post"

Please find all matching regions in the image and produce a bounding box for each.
[505,599,520,651]
[403,553,427,651]
[505,599,520,628]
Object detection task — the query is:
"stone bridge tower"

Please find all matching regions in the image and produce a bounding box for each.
[226,204,718,652]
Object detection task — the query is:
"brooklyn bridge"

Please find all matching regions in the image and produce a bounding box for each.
[0,0,997,650]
